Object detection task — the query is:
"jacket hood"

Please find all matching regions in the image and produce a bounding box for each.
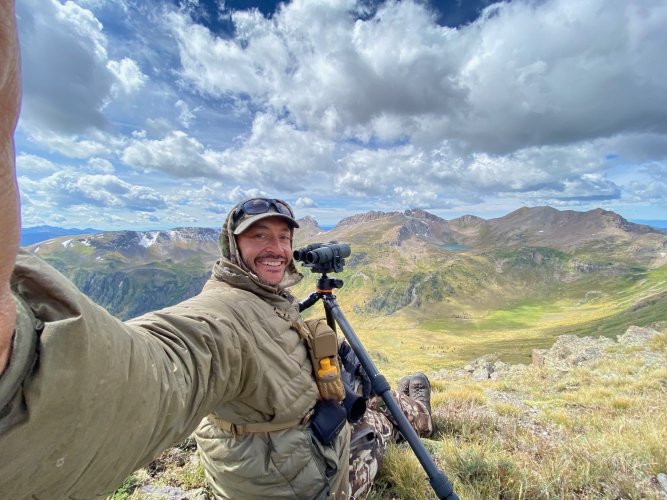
[215,201,303,292]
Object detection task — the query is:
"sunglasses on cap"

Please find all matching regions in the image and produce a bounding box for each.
[232,198,295,226]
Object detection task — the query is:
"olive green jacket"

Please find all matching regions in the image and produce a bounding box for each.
[0,243,349,498]
[194,263,349,499]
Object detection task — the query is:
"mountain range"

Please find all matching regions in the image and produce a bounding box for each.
[24,206,667,369]
[304,206,661,252]
[20,225,103,246]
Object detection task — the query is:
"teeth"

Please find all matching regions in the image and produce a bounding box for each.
[261,261,283,267]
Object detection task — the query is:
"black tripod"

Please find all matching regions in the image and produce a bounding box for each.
[299,273,459,500]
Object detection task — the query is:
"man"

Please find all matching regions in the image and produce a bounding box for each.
[191,199,349,498]
[0,2,432,497]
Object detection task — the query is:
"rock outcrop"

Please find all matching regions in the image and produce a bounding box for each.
[433,325,664,381]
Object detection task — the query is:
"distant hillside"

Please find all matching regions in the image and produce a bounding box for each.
[329,208,455,247]
[27,228,220,319]
[21,225,102,246]
[293,215,327,242]
[467,206,658,250]
[318,206,664,257]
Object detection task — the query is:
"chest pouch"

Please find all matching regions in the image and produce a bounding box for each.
[298,317,346,402]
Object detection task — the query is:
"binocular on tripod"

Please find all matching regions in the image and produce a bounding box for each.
[293,241,458,500]
[293,242,351,274]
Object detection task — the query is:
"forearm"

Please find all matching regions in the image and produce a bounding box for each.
[0,150,20,374]
[0,0,21,373]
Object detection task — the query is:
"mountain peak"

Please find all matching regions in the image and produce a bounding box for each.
[30,227,219,262]
[482,206,658,250]
[336,210,401,228]
[449,214,486,226]
[297,215,320,228]
[404,208,447,223]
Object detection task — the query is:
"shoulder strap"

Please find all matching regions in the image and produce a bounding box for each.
[273,306,312,340]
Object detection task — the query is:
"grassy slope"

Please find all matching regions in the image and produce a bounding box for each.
[339,275,667,382]
[373,334,667,499]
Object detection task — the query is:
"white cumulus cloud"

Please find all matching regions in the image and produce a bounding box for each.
[107,57,147,94]
[13,0,667,227]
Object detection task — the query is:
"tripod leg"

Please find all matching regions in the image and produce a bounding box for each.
[324,305,336,332]
[322,296,458,500]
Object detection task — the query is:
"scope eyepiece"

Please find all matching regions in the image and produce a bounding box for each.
[293,243,323,262]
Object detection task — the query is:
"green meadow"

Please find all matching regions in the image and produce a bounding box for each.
[297,261,667,382]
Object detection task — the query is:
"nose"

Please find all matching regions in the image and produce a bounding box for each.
[264,234,283,252]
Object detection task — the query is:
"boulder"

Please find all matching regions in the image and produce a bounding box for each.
[617,326,661,346]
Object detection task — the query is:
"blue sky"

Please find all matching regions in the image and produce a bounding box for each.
[14,0,667,229]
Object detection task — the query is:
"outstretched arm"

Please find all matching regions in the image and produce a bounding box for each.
[0,0,21,373]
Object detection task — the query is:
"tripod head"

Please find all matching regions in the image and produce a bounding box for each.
[295,241,350,311]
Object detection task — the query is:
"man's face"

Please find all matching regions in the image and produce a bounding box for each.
[236,216,293,286]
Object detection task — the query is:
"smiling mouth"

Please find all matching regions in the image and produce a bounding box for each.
[259,260,284,267]
[256,255,286,268]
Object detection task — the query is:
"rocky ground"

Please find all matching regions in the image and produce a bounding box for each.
[429,325,667,499]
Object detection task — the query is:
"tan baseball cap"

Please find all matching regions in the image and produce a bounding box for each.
[231,198,300,235]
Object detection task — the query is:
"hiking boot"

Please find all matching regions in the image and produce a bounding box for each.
[396,375,412,397]
[408,372,431,414]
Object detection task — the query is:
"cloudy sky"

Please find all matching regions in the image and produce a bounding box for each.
[13,0,667,229]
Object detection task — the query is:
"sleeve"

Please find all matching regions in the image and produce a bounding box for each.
[0,251,244,498]
[0,294,40,433]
